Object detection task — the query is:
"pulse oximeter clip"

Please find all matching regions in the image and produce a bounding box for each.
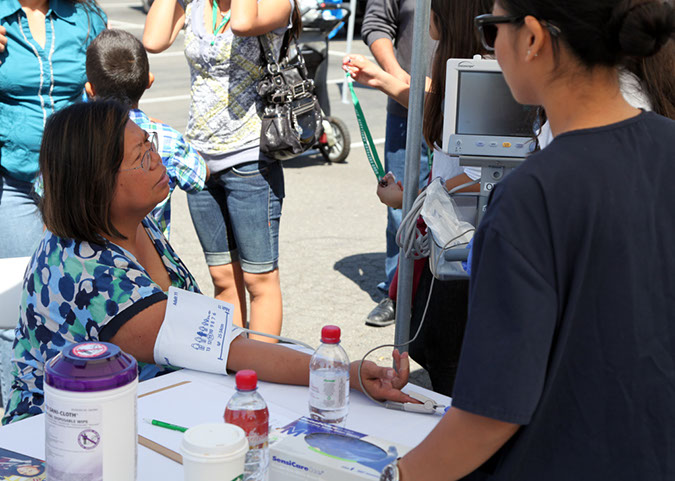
[384,391,448,415]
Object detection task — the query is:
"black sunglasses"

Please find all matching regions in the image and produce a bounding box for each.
[474,14,524,51]
[475,14,562,52]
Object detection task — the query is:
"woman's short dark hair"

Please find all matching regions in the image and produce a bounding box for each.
[498,0,675,67]
[39,100,130,244]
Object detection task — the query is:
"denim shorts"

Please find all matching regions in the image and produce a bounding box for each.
[187,160,284,273]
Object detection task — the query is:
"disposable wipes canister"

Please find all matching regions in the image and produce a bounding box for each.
[45,342,138,481]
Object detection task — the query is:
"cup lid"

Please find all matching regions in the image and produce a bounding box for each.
[181,423,248,457]
[45,342,138,392]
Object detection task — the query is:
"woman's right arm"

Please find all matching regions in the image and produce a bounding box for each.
[108,300,415,403]
[108,300,167,363]
[343,54,433,109]
[343,54,411,108]
[143,0,186,53]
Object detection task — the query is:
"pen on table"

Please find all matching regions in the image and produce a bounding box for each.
[144,418,188,433]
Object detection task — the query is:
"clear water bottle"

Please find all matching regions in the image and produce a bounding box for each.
[309,325,350,425]
[224,370,269,481]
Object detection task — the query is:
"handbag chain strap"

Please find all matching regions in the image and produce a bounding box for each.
[258,32,310,79]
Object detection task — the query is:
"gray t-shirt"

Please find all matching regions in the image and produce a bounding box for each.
[361,0,436,118]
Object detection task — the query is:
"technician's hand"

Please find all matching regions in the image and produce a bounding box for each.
[350,349,418,404]
[342,54,385,89]
[0,25,7,64]
[377,172,404,209]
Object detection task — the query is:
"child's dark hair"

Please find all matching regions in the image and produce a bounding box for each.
[497,0,675,68]
[86,29,150,106]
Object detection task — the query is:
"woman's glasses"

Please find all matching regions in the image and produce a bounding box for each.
[474,14,562,52]
[474,14,524,51]
[120,131,159,172]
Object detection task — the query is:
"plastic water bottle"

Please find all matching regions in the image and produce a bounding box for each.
[224,370,269,481]
[309,325,350,425]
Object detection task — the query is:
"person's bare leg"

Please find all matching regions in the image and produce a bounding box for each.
[242,269,282,343]
[209,261,247,328]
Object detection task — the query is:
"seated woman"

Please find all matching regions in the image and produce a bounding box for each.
[2,100,413,424]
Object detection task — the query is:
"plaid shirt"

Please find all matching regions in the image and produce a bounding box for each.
[130,109,207,239]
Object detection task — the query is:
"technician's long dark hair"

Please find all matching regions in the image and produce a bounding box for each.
[623,6,675,119]
[423,0,493,149]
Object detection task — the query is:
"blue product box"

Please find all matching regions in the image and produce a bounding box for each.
[269,417,411,481]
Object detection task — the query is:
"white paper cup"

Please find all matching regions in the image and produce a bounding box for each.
[181,423,248,481]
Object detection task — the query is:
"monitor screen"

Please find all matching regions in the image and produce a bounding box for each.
[456,71,533,137]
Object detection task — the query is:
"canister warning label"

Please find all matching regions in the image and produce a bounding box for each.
[45,399,103,481]
[72,343,108,358]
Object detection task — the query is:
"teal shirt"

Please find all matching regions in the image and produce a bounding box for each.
[0,0,106,182]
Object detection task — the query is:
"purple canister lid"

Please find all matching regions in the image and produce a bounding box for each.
[45,342,138,392]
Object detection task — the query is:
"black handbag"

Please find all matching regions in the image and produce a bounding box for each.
[257,33,324,161]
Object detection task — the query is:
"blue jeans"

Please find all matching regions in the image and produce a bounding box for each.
[0,172,43,258]
[187,160,284,274]
[383,113,431,289]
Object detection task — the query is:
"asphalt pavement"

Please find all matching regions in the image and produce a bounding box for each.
[102,0,432,389]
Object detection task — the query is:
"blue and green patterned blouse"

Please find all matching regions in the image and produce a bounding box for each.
[2,217,200,424]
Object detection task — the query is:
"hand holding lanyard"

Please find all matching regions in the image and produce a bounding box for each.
[345,72,386,182]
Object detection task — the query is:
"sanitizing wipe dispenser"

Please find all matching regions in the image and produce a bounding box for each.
[45,342,138,481]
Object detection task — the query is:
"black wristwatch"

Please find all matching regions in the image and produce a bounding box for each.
[379,459,400,481]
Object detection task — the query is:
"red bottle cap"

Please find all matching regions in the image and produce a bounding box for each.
[235,370,258,391]
[321,325,341,344]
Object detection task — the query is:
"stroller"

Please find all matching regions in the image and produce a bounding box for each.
[294,1,352,163]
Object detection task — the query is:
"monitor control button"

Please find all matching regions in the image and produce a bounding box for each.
[502,142,511,148]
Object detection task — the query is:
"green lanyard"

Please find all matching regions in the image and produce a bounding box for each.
[346,73,386,181]
[211,1,231,46]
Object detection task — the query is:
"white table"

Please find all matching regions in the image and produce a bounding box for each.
[0,369,450,480]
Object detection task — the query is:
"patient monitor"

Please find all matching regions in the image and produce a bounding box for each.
[436,57,537,280]
[442,56,536,158]
[442,56,536,222]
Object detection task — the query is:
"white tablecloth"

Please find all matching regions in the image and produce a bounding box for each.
[0,369,450,480]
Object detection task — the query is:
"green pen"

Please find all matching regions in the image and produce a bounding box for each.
[144,418,188,433]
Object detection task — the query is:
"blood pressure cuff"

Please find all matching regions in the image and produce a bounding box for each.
[153,287,244,374]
